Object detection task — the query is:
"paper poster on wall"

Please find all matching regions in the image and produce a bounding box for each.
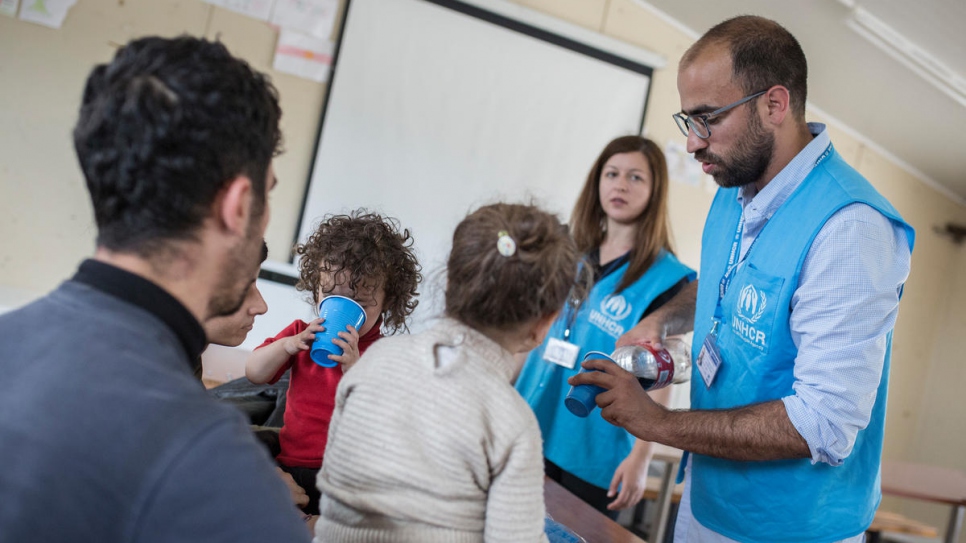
[665,139,712,189]
[1,0,20,18]
[204,0,274,21]
[18,0,76,28]
[271,0,338,39]
[272,29,333,82]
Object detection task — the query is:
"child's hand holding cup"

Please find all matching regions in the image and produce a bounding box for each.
[311,295,367,368]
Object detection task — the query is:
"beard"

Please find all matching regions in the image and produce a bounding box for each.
[696,111,775,189]
[207,215,264,319]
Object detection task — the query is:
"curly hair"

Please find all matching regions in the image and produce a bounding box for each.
[73,36,282,254]
[445,203,584,331]
[295,210,421,334]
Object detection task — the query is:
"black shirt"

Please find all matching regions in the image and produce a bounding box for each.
[585,249,688,321]
[73,259,206,366]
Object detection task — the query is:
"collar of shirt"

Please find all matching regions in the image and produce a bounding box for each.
[73,259,207,365]
[587,247,630,283]
[437,317,517,382]
[734,122,830,259]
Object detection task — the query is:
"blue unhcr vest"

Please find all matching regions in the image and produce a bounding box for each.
[690,146,915,542]
[516,251,695,488]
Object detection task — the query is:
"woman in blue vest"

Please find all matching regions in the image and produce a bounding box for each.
[515,136,695,518]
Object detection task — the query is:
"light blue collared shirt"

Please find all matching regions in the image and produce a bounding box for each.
[675,123,911,543]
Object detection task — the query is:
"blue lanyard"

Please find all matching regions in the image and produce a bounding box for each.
[562,296,580,340]
[718,215,745,302]
[713,214,761,323]
[562,259,592,340]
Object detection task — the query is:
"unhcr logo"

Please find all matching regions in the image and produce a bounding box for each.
[736,284,766,324]
[588,295,631,339]
[601,295,633,321]
[733,283,768,351]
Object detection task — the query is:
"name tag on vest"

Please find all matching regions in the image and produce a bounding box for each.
[696,334,723,388]
[543,338,580,369]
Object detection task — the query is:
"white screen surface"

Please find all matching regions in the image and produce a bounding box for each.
[294,0,660,332]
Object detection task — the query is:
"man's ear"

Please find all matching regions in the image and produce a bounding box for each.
[215,176,254,236]
[763,85,791,127]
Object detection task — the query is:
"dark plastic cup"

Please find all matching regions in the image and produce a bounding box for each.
[564,370,606,418]
[564,350,615,417]
[310,295,367,367]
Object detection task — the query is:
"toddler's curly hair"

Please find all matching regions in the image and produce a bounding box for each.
[295,210,421,334]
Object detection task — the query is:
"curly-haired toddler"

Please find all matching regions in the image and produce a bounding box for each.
[245,210,421,516]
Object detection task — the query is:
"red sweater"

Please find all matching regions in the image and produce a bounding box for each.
[259,319,382,468]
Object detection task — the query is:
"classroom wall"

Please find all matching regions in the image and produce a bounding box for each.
[904,243,966,536]
[1,0,964,535]
[0,0,329,298]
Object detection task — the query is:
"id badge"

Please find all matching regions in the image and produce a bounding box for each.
[696,332,723,388]
[543,338,580,369]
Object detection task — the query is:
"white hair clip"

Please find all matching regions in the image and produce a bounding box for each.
[496,230,516,257]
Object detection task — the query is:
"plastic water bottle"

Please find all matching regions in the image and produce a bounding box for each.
[565,337,691,417]
[609,337,691,390]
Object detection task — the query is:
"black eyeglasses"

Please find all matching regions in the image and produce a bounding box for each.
[672,89,768,139]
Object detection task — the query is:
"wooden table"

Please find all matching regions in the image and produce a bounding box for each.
[880,460,966,543]
[545,477,647,543]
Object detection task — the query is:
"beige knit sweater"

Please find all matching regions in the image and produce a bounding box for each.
[313,318,549,543]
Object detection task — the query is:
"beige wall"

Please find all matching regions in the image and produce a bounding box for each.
[0,0,330,295]
[1,0,964,536]
[903,243,966,536]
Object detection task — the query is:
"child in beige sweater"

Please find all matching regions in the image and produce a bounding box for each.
[315,203,583,543]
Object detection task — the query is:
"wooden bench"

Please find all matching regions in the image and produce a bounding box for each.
[633,480,937,543]
[641,475,683,503]
[866,509,939,543]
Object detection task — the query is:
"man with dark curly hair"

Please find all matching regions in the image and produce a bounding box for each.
[0,37,312,542]
[245,209,422,518]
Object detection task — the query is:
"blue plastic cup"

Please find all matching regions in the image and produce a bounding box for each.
[564,351,613,418]
[310,295,367,367]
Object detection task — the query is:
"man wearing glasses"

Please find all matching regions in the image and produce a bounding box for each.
[571,15,914,543]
